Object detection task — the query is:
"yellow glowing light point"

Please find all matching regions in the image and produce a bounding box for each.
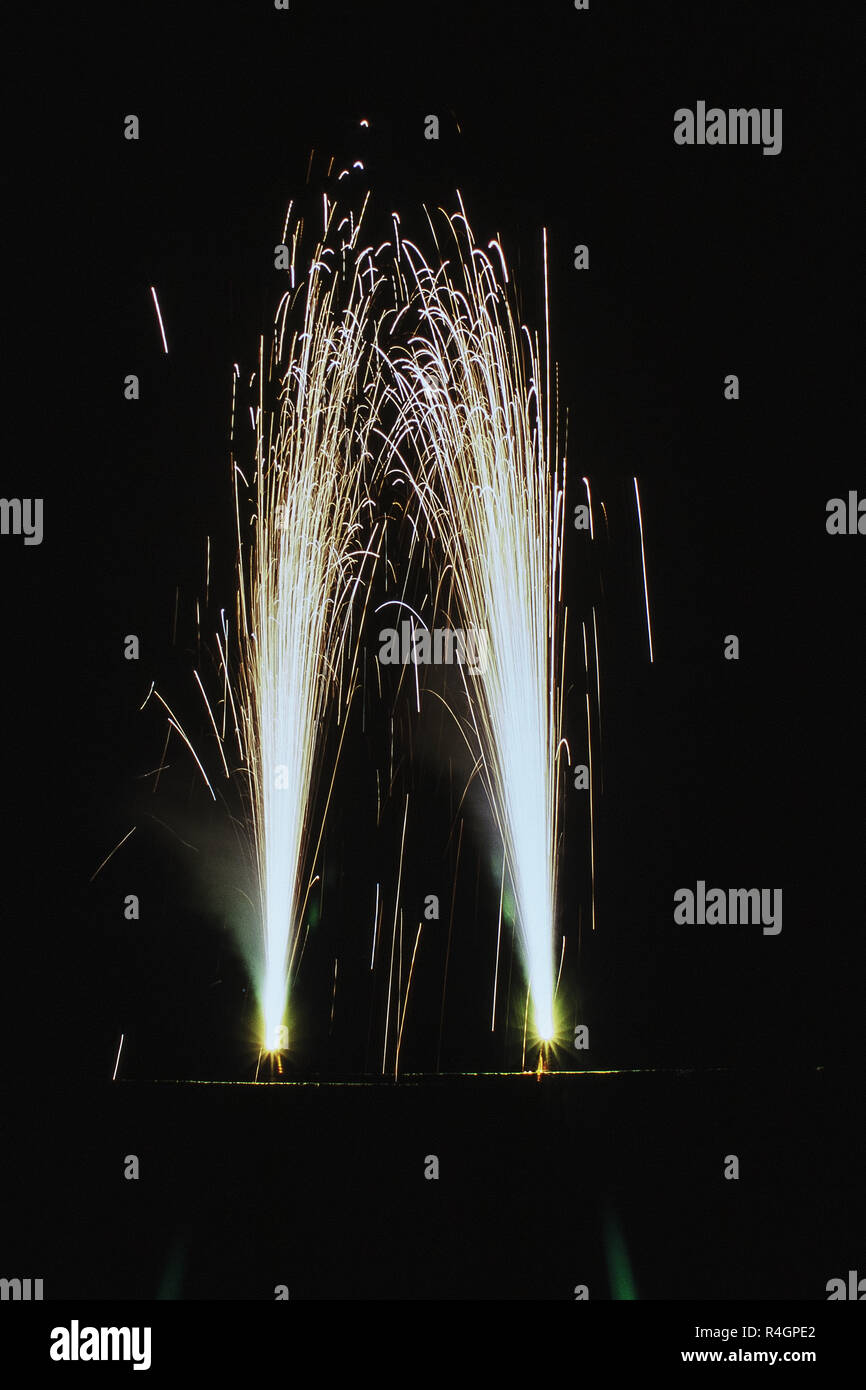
[535,1041,554,1079]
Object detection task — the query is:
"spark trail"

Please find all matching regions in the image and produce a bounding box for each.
[233,199,385,1053]
[387,198,567,1046]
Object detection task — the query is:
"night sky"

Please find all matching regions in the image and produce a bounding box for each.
[1,1,861,1308]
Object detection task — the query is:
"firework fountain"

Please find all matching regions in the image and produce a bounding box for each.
[143,187,573,1074]
[232,197,385,1058]
[386,197,568,1053]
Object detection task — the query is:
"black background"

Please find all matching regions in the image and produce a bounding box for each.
[0,1,861,1302]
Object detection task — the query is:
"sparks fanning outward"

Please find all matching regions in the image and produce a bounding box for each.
[387,197,568,1045]
[141,189,574,1067]
[234,198,385,1054]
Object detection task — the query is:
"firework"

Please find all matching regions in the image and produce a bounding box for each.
[233,198,385,1054]
[387,197,567,1046]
